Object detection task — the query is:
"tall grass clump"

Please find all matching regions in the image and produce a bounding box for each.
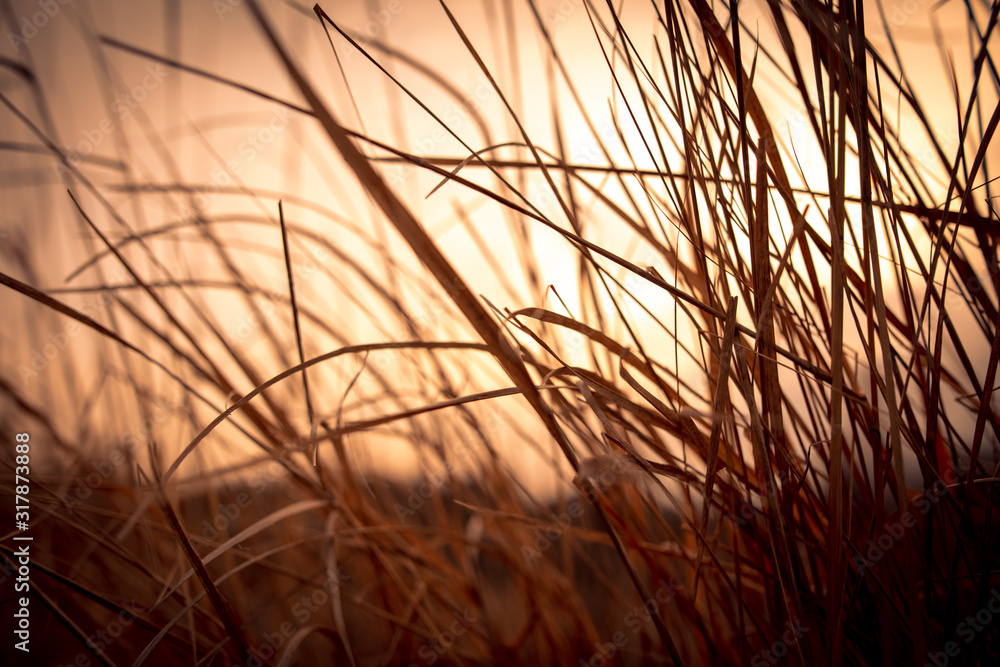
[1,0,999,664]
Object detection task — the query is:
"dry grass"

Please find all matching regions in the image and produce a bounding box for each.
[1,0,999,665]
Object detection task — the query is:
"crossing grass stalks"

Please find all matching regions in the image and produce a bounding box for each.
[1,0,999,664]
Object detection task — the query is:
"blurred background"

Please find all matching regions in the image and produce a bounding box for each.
[1,0,992,493]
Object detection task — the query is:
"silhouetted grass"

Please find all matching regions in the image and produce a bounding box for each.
[1,0,999,665]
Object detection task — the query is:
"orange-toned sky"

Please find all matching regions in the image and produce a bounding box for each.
[1,0,995,497]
